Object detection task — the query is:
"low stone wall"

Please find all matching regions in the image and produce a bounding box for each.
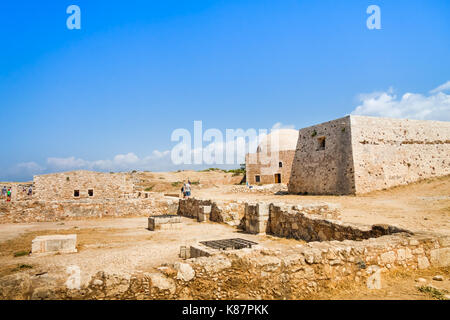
[267,204,409,241]
[178,198,245,226]
[0,197,178,223]
[1,233,448,300]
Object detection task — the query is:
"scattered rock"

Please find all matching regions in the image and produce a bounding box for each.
[174,262,195,281]
[415,278,427,284]
[93,279,103,286]
[432,275,444,281]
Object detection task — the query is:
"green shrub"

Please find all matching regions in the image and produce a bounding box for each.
[14,251,29,257]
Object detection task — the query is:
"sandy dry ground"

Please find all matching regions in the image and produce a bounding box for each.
[0,217,301,285]
[195,175,450,235]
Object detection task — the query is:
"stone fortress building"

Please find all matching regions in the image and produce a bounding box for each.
[245,115,450,195]
[245,129,298,185]
[288,115,450,195]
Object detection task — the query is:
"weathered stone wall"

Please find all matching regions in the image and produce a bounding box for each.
[178,198,245,226]
[288,115,450,195]
[1,233,448,300]
[246,150,295,185]
[241,201,403,242]
[267,204,407,241]
[0,197,178,223]
[350,116,450,193]
[288,116,355,195]
[33,171,135,201]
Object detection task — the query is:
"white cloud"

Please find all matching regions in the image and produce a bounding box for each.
[5,122,297,180]
[430,81,450,94]
[46,151,172,173]
[47,157,89,170]
[272,122,295,130]
[3,162,44,181]
[351,82,450,121]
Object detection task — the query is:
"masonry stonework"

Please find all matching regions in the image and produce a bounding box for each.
[33,171,135,201]
[246,150,295,185]
[288,115,450,195]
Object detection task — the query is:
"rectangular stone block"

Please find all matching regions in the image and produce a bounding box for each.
[148,215,182,230]
[32,234,77,254]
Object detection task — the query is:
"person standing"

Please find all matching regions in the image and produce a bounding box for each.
[184,181,191,198]
[6,188,11,202]
[1,186,6,200]
[181,184,185,199]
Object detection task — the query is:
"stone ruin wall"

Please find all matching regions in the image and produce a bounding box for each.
[0,197,179,223]
[243,201,408,242]
[33,171,135,201]
[288,116,355,195]
[245,150,295,185]
[350,116,450,194]
[177,198,245,226]
[2,232,448,300]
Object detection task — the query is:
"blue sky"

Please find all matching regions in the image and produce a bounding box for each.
[1,0,449,181]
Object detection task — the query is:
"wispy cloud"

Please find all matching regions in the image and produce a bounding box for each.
[430,81,450,94]
[5,122,295,181]
[351,81,450,121]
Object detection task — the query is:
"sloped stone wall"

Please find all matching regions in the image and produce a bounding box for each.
[350,116,450,193]
[288,116,355,195]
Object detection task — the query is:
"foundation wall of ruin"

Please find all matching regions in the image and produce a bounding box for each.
[33,171,135,201]
[350,116,450,194]
[178,198,245,226]
[2,233,448,299]
[0,197,178,223]
[246,150,295,185]
[288,116,355,195]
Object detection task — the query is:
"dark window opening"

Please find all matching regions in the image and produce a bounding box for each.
[255,175,260,183]
[318,137,326,150]
[74,190,80,197]
[88,189,94,197]
[279,162,283,168]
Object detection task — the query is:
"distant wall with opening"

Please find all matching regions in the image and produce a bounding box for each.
[33,171,135,200]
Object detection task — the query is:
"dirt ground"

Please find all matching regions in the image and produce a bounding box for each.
[134,169,244,193]
[0,217,300,285]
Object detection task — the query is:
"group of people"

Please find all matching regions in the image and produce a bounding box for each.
[1,185,33,202]
[180,180,192,199]
[1,186,12,202]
